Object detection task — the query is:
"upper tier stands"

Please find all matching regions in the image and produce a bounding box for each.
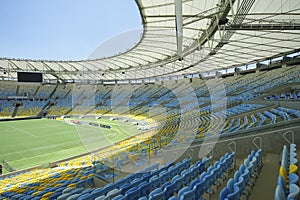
[35,85,56,99]
[0,65,299,119]
[0,83,17,98]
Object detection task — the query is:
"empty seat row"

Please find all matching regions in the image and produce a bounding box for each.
[170,152,235,200]
[278,107,300,118]
[104,156,212,200]
[136,152,235,200]
[265,92,300,100]
[275,144,299,200]
[219,149,262,200]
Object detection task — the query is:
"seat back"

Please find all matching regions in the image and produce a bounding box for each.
[181,187,196,200]
[226,186,240,200]
[219,187,230,200]
[288,184,300,200]
[149,190,165,200]
[274,185,287,200]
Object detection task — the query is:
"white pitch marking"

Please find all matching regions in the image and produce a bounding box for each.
[6,124,37,138]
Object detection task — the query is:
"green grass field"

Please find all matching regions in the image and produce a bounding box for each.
[0,118,139,173]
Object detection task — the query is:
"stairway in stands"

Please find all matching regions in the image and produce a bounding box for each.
[11,105,19,117]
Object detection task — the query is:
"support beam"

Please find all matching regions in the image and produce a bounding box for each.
[225,24,300,31]
[175,0,183,59]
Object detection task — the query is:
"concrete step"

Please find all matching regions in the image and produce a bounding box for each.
[249,153,280,200]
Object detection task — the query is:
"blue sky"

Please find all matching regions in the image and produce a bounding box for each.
[0,0,142,60]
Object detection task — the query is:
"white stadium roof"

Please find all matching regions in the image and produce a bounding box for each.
[0,0,300,82]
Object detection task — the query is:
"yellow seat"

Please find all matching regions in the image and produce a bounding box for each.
[280,166,288,182]
[42,191,54,199]
[32,191,41,196]
[290,164,298,174]
[67,183,76,188]
[53,183,61,187]
[79,176,88,180]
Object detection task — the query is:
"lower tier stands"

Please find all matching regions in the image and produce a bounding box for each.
[0,154,230,200]
[1,143,299,200]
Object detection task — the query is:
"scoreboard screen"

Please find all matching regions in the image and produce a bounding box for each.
[17,72,43,83]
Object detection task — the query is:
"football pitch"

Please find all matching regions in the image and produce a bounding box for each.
[0,118,140,173]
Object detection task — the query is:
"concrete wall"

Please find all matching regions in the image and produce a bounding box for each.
[278,101,300,110]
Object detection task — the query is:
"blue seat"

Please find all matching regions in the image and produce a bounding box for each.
[172,175,180,182]
[182,158,191,169]
[115,178,127,189]
[277,175,287,194]
[149,189,165,200]
[275,185,287,200]
[125,187,140,200]
[203,172,214,194]
[80,188,94,195]
[94,195,106,200]
[107,189,121,199]
[49,192,63,200]
[211,164,221,187]
[126,173,137,182]
[66,194,81,200]
[189,165,199,179]
[288,184,299,200]
[160,170,170,183]
[138,181,151,197]
[12,194,25,200]
[112,194,126,200]
[226,178,235,193]
[20,195,33,200]
[219,187,230,200]
[241,167,252,188]
[149,175,162,189]
[102,182,115,195]
[163,181,176,199]
[131,177,142,188]
[70,188,85,195]
[120,183,131,195]
[173,176,185,193]
[226,186,240,200]
[181,169,193,184]
[181,187,196,200]
[290,157,298,165]
[193,181,205,199]
[168,165,176,177]
[77,193,93,200]
[62,187,74,194]
[91,188,104,198]
[197,160,206,173]
[178,187,190,199]
[234,176,245,197]
[142,172,152,182]
[289,173,299,185]
[150,169,160,177]
[189,178,199,190]
[57,193,72,200]
[70,177,80,183]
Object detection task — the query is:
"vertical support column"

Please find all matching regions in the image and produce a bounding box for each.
[175,0,183,59]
